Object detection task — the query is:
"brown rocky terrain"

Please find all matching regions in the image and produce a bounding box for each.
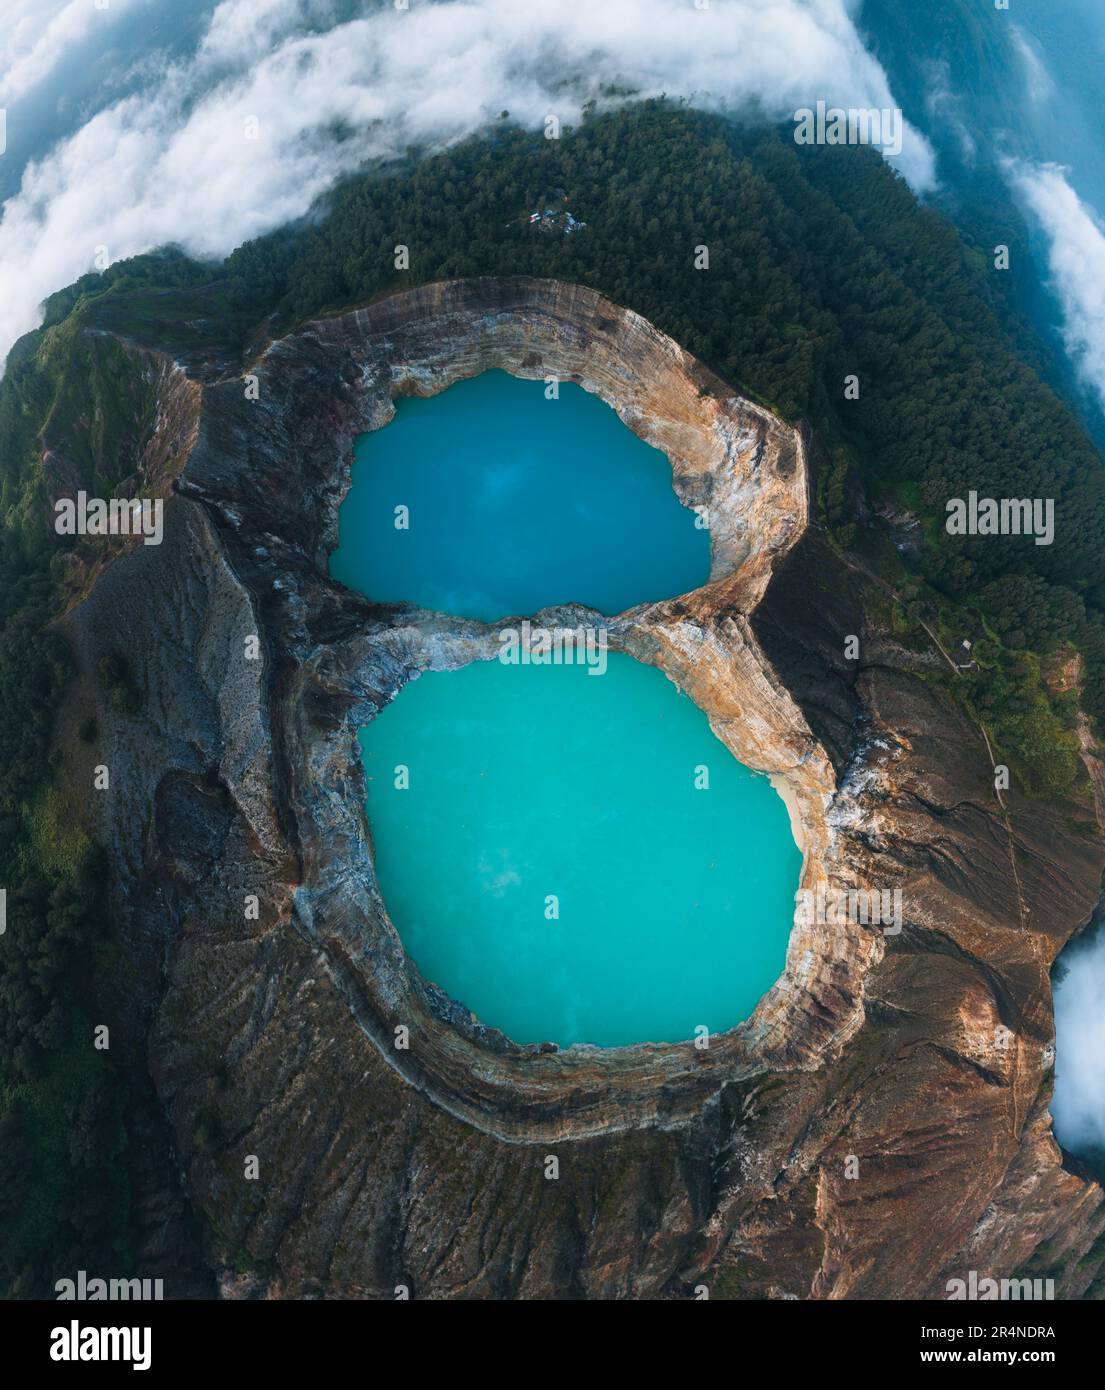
[55,277,1105,1298]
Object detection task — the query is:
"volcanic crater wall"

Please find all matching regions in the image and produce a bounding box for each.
[60,277,1105,1298]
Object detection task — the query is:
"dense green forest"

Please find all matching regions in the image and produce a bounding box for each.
[0,294,160,1295]
[2,100,1105,1291]
[0,551,136,1295]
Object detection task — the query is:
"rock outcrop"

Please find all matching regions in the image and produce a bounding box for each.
[58,277,1105,1298]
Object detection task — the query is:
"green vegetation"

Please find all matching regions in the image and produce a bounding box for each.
[966,654,1082,800]
[0,598,138,1293]
[0,275,152,1299]
[97,652,143,716]
[0,850,134,1297]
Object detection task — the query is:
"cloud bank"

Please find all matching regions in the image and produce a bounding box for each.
[1009,24,1053,107]
[1053,924,1105,1156]
[1010,160,1105,416]
[0,0,138,108]
[0,0,935,366]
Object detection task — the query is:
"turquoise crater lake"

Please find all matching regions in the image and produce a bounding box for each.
[330,370,711,620]
[360,655,801,1048]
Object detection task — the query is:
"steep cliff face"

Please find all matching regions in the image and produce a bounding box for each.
[59,277,1105,1298]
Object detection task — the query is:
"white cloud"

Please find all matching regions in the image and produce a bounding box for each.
[0,0,141,107]
[0,0,935,367]
[196,0,316,71]
[1009,160,1105,414]
[923,59,976,164]
[1009,25,1053,106]
[1053,924,1105,1156]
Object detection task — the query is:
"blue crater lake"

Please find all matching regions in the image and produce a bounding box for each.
[330,370,711,620]
[360,655,801,1048]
